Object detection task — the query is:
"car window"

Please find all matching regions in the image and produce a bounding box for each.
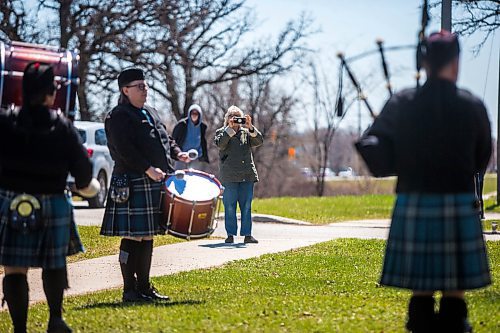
[95,128,107,146]
[78,130,87,143]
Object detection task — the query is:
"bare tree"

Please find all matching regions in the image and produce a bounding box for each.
[431,0,499,51]
[0,0,39,42]
[141,0,314,120]
[38,0,150,120]
[302,61,359,196]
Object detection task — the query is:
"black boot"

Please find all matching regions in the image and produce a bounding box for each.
[406,295,437,333]
[136,240,169,302]
[2,273,29,333]
[42,268,71,333]
[438,297,473,333]
[119,239,150,302]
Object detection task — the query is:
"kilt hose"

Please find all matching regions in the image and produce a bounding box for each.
[101,174,166,237]
[381,193,491,291]
[0,189,84,269]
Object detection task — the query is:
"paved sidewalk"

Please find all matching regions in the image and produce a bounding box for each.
[1,208,498,306]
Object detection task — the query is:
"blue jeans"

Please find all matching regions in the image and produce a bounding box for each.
[222,181,254,236]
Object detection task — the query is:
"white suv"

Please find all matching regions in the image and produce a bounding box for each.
[69,121,114,208]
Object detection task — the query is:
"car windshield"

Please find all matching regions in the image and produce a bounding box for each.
[78,129,87,143]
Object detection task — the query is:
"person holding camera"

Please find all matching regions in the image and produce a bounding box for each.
[172,104,210,171]
[214,105,263,244]
[0,62,94,333]
[101,67,190,303]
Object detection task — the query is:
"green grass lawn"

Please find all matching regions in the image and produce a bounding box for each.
[2,239,497,333]
[68,226,184,263]
[253,195,395,224]
[0,227,184,275]
[483,173,497,194]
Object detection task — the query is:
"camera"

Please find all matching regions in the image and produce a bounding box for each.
[234,117,246,124]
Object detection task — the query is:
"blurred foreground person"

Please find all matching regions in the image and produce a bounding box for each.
[0,62,93,333]
[356,31,491,333]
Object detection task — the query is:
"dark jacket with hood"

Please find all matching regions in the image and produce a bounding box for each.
[172,107,209,163]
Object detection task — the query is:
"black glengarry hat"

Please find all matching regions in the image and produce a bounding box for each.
[22,62,55,100]
[421,30,460,71]
[118,68,145,88]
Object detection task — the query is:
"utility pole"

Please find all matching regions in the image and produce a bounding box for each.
[497,49,500,205]
[441,0,452,31]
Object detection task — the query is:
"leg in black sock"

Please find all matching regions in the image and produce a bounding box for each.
[136,239,153,292]
[119,238,150,302]
[136,240,169,301]
[42,267,71,333]
[406,295,437,333]
[119,239,139,293]
[3,273,29,333]
[438,297,472,333]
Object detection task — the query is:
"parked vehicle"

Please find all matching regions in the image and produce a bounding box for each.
[338,167,355,178]
[68,121,113,208]
[300,167,336,180]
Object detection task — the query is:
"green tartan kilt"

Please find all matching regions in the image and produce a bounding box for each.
[381,193,491,291]
[0,189,84,269]
[100,174,166,237]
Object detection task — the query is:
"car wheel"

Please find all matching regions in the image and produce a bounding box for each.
[88,171,107,208]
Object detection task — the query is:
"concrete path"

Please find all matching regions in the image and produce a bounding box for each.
[2,207,498,306]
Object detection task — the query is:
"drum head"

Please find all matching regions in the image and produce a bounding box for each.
[165,170,222,201]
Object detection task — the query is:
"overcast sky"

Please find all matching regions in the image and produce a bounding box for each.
[245,0,499,136]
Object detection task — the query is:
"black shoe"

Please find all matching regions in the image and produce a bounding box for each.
[140,286,170,302]
[47,318,72,333]
[122,290,153,303]
[225,236,234,243]
[244,236,258,244]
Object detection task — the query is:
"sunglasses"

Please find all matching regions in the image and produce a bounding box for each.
[125,83,149,91]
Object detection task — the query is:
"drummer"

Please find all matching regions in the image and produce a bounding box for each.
[100,67,190,303]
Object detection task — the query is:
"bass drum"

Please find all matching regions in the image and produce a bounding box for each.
[0,41,79,118]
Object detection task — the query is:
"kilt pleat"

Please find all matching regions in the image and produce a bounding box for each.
[381,193,491,291]
[0,189,84,269]
[100,174,166,237]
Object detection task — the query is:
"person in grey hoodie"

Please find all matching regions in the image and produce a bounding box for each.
[214,105,264,244]
[172,104,209,171]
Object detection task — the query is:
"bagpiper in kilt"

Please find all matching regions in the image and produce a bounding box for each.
[356,31,492,333]
[101,67,190,304]
[0,62,93,333]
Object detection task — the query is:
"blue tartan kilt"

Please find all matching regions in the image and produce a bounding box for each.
[100,174,166,237]
[0,189,84,269]
[381,193,491,291]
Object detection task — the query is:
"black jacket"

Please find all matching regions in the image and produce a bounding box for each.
[368,79,491,193]
[0,106,92,194]
[105,103,181,175]
[172,117,209,163]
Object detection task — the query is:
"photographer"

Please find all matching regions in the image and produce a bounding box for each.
[214,105,263,244]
